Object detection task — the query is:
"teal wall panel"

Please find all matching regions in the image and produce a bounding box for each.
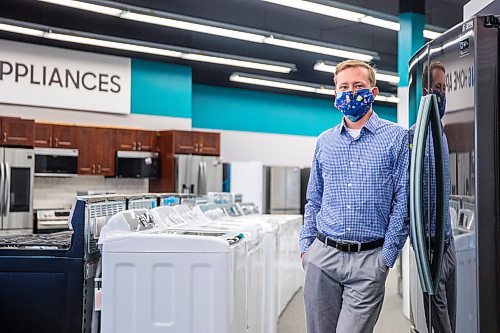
[192,84,397,137]
[131,59,192,118]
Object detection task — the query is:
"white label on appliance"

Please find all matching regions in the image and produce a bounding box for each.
[0,39,131,114]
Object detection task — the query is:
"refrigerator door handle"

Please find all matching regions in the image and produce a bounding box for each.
[4,162,10,217]
[428,94,447,293]
[200,161,207,195]
[0,162,4,216]
[410,94,435,295]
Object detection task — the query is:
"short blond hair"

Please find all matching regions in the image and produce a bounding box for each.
[334,60,377,87]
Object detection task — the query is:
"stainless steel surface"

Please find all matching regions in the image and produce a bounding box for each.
[408,15,500,333]
[2,148,35,230]
[34,147,78,156]
[35,208,71,231]
[203,156,223,194]
[174,154,222,195]
[116,150,159,158]
[268,166,302,213]
[286,167,301,210]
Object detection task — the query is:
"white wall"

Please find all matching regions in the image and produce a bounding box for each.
[194,128,318,168]
[0,103,191,130]
[33,176,148,209]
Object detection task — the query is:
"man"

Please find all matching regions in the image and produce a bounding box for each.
[411,61,456,333]
[300,59,409,333]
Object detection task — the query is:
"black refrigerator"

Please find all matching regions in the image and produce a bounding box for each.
[409,15,500,333]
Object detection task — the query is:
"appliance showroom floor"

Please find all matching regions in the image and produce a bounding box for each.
[278,269,411,333]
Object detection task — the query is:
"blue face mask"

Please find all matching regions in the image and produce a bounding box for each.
[432,89,446,118]
[334,88,375,122]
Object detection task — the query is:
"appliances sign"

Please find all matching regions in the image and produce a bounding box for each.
[0,39,131,114]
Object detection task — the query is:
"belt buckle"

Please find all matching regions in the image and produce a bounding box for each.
[340,240,361,252]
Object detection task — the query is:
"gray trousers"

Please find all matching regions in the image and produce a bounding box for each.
[423,239,457,333]
[302,238,389,333]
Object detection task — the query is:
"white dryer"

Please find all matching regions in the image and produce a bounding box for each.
[99,209,248,333]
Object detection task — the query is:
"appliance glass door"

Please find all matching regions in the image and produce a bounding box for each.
[3,148,35,229]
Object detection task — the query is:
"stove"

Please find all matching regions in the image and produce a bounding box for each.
[34,209,71,233]
[0,231,72,249]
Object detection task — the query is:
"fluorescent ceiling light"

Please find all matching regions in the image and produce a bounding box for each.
[230,72,399,104]
[264,37,373,62]
[314,61,400,84]
[0,23,44,37]
[120,12,267,43]
[259,0,365,21]
[39,0,122,15]
[423,30,442,40]
[260,0,443,39]
[37,0,378,61]
[0,18,295,73]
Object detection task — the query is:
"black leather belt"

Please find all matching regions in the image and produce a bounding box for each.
[317,233,384,253]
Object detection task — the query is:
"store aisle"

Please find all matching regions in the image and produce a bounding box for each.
[278,269,410,333]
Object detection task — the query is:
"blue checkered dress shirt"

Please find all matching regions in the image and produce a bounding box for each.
[299,112,410,267]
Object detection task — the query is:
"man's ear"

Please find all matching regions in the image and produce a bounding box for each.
[371,86,379,98]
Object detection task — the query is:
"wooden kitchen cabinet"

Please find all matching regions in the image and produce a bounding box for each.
[136,130,156,151]
[35,123,78,148]
[1,117,34,147]
[52,125,78,148]
[158,130,220,156]
[173,131,198,154]
[77,126,116,176]
[95,128,116,176]
[196,132,220,156]
[34,123,52,147]
[116,129,157,151]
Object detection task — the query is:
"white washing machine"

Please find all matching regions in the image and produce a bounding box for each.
[174,205,265,333]
[224,206,304,316]
[99,209,248,333]
[195,204,280,333]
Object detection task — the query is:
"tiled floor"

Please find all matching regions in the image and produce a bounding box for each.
[278,269,411,333]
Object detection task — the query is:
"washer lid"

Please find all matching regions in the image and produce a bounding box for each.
[102,232,244,253]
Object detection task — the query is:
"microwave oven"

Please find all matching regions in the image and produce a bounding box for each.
[34,148,78,177]
[116,151,159,179]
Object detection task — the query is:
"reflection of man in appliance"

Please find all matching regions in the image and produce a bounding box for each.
[300,60,409,333]
[411,61,457,333]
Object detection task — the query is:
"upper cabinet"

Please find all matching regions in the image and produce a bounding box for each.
[115,129,157,151]
[159,130,220,156]
[34,123,77,148]
[0,117,35,147]
[76,126,116,176]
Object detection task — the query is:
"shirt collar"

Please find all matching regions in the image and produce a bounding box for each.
[338,111,380,135]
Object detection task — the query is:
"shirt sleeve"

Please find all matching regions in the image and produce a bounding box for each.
[381,130,410,267]
[299,140,323,253]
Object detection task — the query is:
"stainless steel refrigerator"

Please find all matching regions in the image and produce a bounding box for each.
[174,154,222,195]
[0,147,35,230]
[264,166,301,214]
[409,15,500,333]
